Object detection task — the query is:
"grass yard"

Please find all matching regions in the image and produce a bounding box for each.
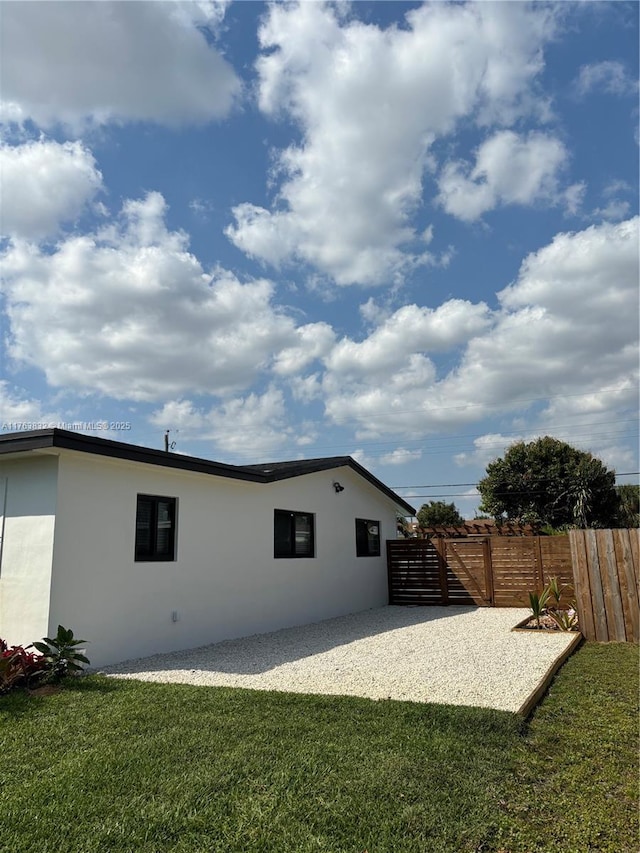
[0,642,637,853]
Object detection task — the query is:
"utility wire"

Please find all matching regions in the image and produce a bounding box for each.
[393,472,639,489]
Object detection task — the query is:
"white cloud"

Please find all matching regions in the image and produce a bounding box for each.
[0,382,59,429]
[189,198,215,221]
[0,140,103,240]
[320,300,491,439]
[272,323,336,376]
[318,217,639,440]
[359,298,390,326]
[563,182,587,216]
[592,180,635,223]
[349,448,376,470]
[289,374,323,404]
[150,387,290,459]
[379,448,423,466]
[602,179,633,198]
[438,217,640,415]
[454,433,523,468]
[0,193,306,402]
[437,131,569,221]
[326,300,491,378]
[0,2,240,130]
[592,199,631,223]
[498,218,638,315]
[227,1,558,285]
[575,61,639,98]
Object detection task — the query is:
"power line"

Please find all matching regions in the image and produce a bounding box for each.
[186,424,639,462]
[393,472,639,489]
[302,421,640,457]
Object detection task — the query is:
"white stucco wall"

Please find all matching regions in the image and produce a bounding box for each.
[0,455,58,646]
[48,451,398,667]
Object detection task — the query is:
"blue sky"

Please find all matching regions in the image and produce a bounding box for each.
[0,0,638,516]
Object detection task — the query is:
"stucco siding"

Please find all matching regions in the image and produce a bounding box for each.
[49,452,396,667]
[0,455,58,646]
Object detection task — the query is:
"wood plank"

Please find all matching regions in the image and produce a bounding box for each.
[587,530,609,641]
[568,530,592,639]
[629,528,640,596]
[435,537,449,605]
[535,536,545,590]
[494,593,530,607]
[613,530,640,642]
[517,632,583,718]
[484,538,494,605]
[597,529,626,641]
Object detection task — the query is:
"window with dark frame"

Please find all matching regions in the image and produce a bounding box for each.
[135,494,177,561]
[355,518,380,557]
[274,509,315,558]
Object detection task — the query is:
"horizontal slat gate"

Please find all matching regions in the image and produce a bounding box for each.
[386,539,452,605]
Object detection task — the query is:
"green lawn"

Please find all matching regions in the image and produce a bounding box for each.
[1,643,637,853]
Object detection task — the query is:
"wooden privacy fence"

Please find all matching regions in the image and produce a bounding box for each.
[387,530,639,643]
[387,535,573,608]
[569,529,639,643]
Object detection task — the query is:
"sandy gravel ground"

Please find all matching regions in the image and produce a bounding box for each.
[102,605,578,713]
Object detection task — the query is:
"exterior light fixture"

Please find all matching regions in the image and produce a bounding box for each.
[333,481,345,493]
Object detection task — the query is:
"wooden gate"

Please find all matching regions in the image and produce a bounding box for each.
[386,539,487,606]
[387,535,574,607]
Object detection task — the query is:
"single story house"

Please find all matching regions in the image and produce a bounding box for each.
[0,429,415,667]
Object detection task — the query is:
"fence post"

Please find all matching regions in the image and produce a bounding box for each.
[598,529,626,641]
[569,530,596,641]
[386,539,394,605]
[433,537,449,605]
[535,536,545,590]
[483,537,494,605]
[613,530,639,642]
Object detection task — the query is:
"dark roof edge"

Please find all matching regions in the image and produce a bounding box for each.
[0,429,416,514]
[342,457,416,516]
[0,429,264,483]
[248,457,415,514]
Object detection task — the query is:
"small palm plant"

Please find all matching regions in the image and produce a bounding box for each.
[529,587,551,628]
[546,576,573,608]
[527,576,580,631]
[31,625,90,681]
[548,606,579,631]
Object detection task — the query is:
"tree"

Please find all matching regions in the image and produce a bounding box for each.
[417,500,464,528]
[615,484,640,528]
[477,436,619,529]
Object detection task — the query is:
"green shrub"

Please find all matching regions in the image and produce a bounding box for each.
[0,626,90,693]
[32,625,90,680]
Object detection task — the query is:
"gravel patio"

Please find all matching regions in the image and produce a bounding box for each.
[102,605,580,713]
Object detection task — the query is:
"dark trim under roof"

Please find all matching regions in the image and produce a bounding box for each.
[0,429,416,515]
